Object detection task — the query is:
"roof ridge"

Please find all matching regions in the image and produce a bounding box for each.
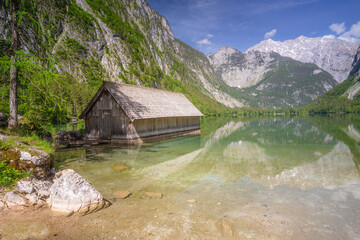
[104,81,184,95]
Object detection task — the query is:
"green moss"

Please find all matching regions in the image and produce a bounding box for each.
[0,161,29,188]
[64,37,87,54]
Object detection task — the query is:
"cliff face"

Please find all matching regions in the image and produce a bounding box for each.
[0,0,243,117]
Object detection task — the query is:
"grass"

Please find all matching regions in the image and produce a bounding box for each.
[0,129,54,154]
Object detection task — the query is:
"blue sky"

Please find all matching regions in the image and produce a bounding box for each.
[147,0,360,54]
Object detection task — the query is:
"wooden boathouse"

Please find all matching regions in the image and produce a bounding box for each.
[79,81,203,142]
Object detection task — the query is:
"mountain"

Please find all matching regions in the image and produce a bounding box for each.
[247,36,359,83]
[0,0,242,122]
[207,46,337,108]
[303,46,360,113]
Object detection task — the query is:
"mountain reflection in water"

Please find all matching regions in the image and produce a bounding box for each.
[52,115,360,239]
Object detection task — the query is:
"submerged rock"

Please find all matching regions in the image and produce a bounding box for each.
[216,218,234,237]
[111,162,130,172]
[113,190,131,199]
[47,169,105,214]
[145,192,163,199]
[187,199,197,204]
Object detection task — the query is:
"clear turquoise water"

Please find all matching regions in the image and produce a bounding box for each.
[54,115,360,239]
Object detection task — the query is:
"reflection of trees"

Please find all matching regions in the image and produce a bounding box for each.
[305,115,360,175]
[176,117,360,186]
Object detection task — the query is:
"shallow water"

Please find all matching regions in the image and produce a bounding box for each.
[2,115,360,239]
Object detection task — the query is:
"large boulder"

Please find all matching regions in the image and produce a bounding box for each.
[55,130,83,142]
[2,148,53,178]
[2,169,107,214]
[46,169,106,214]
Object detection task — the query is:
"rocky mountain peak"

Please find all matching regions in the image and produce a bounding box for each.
[247,36,360,83]
[207,46,243,68]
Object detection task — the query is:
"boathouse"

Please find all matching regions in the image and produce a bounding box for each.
[79,81,203,142]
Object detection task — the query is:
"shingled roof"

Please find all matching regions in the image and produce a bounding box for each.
[80,81,203,121]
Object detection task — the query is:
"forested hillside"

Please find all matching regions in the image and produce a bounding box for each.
[300,47,360,113]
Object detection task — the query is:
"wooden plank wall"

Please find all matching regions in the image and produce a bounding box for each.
[132,116,200,139]
[85,90,132,139]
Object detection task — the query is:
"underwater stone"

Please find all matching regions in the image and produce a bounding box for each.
[145,192,163,199]
[113,190,131,199]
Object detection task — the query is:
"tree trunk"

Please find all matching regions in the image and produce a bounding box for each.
[8,0,19,129]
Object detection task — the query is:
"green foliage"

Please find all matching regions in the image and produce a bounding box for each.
[298,73,360,114]
[67,1,97,36]
[0,161,29,188]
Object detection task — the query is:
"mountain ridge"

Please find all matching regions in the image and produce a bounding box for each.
[207,45,337,108]
[247,36,359,83]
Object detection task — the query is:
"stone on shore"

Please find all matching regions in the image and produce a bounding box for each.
[4,192,27,207]
[2,147,53,178]
[55,130,83,142]
[46,169,105,214]
[15,179,35,194]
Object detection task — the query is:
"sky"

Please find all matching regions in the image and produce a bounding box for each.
[147,0,360,54]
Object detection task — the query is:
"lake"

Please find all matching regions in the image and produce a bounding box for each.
[3,115,360,239]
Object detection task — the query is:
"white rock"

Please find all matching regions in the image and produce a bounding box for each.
[0,200,6,209]
[5,192,27,207]
[25,193,39,205]
[15,179,35,194]
[32,179,52,198]
[46,169,104,214]
[20,151,41,165]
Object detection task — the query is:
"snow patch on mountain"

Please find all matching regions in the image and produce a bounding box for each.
[247,36,359,83]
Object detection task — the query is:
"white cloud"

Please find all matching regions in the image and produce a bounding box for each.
[329,22,346,35]
[322,34,336,39]
[197,38,212,45]
[264,29,277,39]
[339,21,360,42]
[197,33,214,46]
